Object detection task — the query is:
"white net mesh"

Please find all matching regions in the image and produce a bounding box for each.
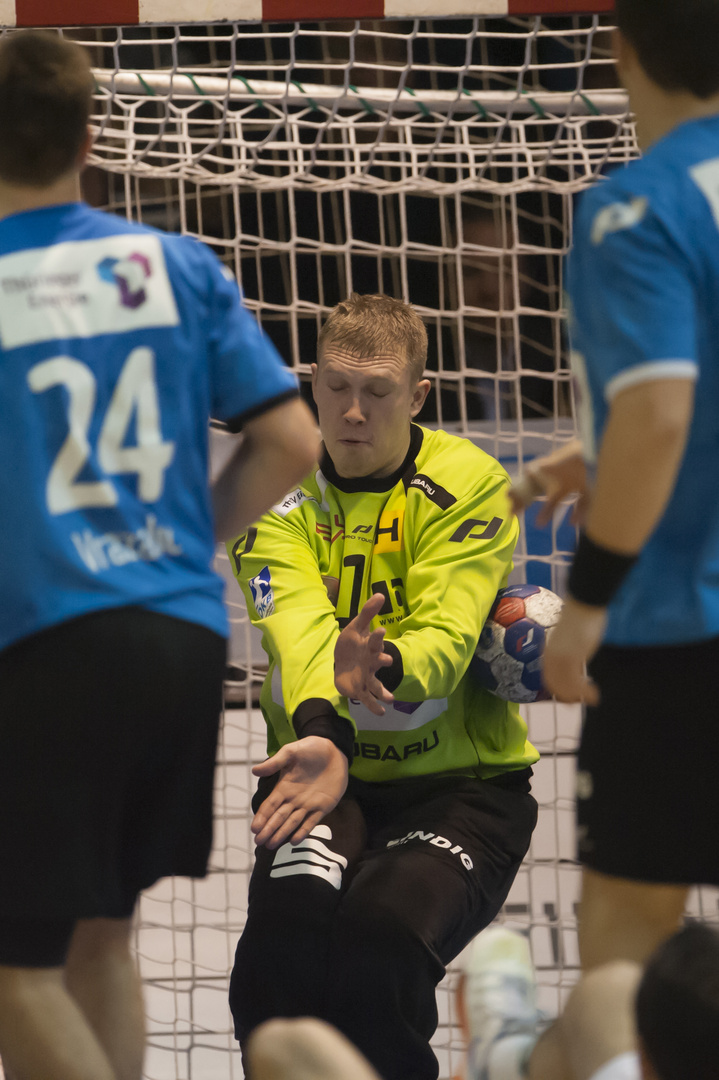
[77,16,637,454]
[9,14,717,1080]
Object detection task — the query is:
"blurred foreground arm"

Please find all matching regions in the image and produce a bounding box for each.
[581,379,694,558]
[212,397,320,542]
[247,1018,381,1080]
[543,379,695,703]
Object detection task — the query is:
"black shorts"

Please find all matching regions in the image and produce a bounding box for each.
[232,766,538,1080]
[577,637,719,885]
[0,607,226,950]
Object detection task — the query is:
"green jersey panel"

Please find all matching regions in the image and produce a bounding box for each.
[228,425,539,781]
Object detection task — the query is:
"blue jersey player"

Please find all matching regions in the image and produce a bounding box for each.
[464,3,719,1080]
[0,30,319,1080]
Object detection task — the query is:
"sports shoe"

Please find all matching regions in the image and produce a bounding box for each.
[458,926,540,1080]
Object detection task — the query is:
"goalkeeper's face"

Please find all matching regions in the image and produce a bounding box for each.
[312,346,430,479]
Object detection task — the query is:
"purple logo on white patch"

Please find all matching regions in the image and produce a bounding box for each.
[97,252,152,309]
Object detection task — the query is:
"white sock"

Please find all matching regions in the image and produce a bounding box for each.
[485,1033,538,1080]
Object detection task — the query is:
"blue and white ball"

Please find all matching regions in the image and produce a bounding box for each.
[470,584,563,703]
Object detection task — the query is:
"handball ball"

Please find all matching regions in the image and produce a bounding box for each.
[470,584,563,703]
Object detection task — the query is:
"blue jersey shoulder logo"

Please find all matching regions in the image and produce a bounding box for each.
[590,196,648,246]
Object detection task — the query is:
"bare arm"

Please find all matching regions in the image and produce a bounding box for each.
[212,397,321,542]
[582,378,694,554]
[543,378,695,703]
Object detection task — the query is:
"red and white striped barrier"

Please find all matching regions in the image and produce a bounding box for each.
[0,0,613,28]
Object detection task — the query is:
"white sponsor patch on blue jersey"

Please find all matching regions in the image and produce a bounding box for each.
[0,233,179,350]
[70,514,182,574]
[248,565,275,619]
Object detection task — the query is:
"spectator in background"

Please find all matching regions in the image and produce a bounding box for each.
[457,202,559,423]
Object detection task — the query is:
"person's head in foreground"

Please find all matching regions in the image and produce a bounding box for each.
[0,29,93,192]
[637,923,719,1080]
[613,0,719,148]
[312,293,431,480]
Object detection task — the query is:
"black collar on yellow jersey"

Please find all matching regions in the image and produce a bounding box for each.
[320,423,425,494]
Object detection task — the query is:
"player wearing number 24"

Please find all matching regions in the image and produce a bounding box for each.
[0,30,319,1080]
[227,293,538,1080]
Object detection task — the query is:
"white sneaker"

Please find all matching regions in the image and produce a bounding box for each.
[459,926,539,1080]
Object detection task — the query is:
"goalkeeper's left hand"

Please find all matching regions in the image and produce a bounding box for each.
[334,593,394,717]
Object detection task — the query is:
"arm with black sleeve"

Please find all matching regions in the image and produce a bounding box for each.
[336,468,519,709]
[228,503,358,848]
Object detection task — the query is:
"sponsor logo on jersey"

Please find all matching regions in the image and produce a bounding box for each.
[0,234,179,350]
[248,565,275,619]
[590,196,648,246]
[408,473,456,510]
[349,524,374,544]
[269,824,347,890]
[96,252,151,309]
[348,695,447,732]
[316,514,344,544]
[70,513,182,573]
[374,509,404,553]
[230,527,257,576]
[387,826,474,870]
[449,516,503,542]
[353,729,439,761]
[272,488,317,518]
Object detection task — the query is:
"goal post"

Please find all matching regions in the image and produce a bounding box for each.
[3,8,716,1080]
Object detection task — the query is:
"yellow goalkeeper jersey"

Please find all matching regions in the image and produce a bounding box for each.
[228,424,538,782]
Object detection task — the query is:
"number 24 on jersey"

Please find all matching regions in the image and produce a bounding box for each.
[28,346,175,516]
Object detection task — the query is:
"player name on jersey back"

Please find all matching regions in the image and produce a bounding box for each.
[0,233,180,349]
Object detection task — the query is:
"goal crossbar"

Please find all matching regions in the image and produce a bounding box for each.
[96,71,627,116]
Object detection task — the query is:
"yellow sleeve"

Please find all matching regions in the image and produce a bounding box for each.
[380,472,518,701]
[227,510,355,739]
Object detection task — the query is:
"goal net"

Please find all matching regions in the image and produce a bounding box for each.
[4,9,717,1080]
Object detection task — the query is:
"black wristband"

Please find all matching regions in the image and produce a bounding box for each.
[568,532,638,607]
[292,698,355,765]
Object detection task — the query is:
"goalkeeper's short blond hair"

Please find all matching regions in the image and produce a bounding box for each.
[317,294,428,384]
[0,31,94,187]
